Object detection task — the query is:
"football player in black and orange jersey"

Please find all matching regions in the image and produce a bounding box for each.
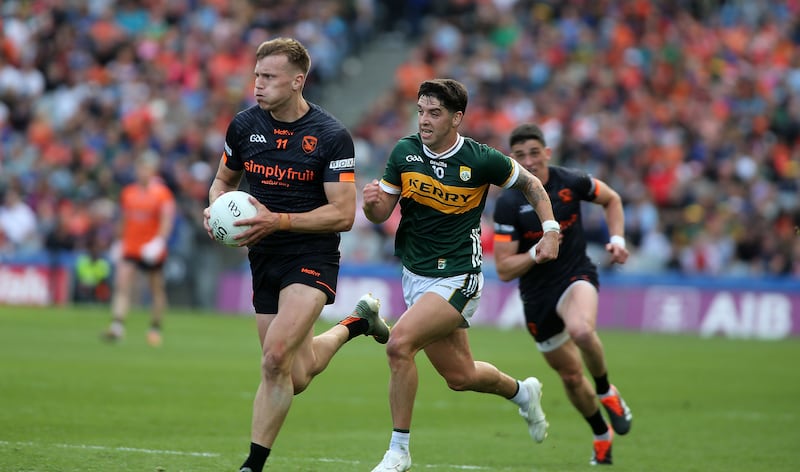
[493,124,633,466]
[202,37,389,472]
[104,150,175,347]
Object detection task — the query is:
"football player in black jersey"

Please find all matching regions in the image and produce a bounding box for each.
[493,123,633,466]
[202,37,389,472]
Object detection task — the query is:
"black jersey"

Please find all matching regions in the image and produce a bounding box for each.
[493,165,599,292]
[222,102,355,254]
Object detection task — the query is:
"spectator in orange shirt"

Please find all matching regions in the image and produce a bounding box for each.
[103,150,176,347]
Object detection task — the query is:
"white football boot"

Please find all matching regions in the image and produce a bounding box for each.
[518,377,549,443]
[371,449,412,472]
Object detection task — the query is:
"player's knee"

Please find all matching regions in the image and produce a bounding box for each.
[567,322,595,346]
[385,334,415,366]
[261,346,291,380]
[559,369,584,390]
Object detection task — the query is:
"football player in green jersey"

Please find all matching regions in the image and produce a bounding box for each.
[363,79,560,471]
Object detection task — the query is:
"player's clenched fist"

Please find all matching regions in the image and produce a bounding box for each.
[362,179,382,206]
[362,179,398,225]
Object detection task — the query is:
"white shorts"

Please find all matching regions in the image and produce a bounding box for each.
[402,266,483,327]
[536,330,571,353]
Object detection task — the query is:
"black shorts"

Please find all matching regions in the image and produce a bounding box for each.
[521,270,599,343]
[123,256,164,272]
[248,251,340,314]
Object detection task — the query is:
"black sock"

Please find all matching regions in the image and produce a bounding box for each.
[585,410,609,436]
[240,442,270,472]
[339,317,369,340]
[593,374,610,395]
[509,380,521,399]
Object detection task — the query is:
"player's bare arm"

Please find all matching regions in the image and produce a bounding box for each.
[512,167,559,263]
[362,179,399,224]
[594,179,629,264]
[203,160,244,237]
[232,180,356,247]
[283,181,356,233]
[493,238,533,282]
[158,197,177,240]
[208,159,244,203]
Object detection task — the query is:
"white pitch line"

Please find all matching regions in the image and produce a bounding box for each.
[306,456,506,470]
[0,440,219,458]
[2,441,510,470]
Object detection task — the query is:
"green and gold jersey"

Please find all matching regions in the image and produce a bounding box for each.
[379,133,519,277]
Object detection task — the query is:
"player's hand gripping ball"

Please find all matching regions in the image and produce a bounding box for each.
[209,191,258,247]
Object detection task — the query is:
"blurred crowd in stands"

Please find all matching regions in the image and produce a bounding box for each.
[350,0,800,278]
[0,0,798,308]
[0,0,385,305]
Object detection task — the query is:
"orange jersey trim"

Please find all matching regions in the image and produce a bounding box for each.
[339,172,355,182]
[315,280,336,296]
[494,233,513,243]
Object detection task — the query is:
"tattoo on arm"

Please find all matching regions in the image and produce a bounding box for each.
[512,171,547,206]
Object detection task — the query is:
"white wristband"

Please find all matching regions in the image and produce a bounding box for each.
[541,220,560,234]
[609,235,626,249]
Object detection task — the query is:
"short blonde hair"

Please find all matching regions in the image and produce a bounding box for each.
[255,37,310,75]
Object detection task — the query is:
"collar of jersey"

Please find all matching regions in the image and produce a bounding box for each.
[422,133,464,160]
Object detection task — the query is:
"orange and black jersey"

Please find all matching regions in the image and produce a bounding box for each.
[493,165,600,292]
[120,178,174,260]
[223,102,355,254]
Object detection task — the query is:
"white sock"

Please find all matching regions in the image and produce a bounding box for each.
[510,380,530,409]
[594,430,612,441]
[109,320,125,336]
[389,430,410,453]
[598,387,615,398]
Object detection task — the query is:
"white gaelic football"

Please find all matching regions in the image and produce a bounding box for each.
[209,190,258,247]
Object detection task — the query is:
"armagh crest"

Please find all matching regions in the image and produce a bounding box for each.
[302,135,318,154]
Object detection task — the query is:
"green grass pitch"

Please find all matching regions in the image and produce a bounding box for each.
[1,304,798,471]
